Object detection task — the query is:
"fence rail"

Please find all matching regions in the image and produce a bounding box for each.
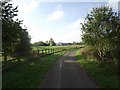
[2,46,82,71]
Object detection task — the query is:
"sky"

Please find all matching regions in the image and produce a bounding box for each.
[10,0,120,43]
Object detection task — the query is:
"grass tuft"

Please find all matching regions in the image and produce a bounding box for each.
[76,50,118,88]
[3,51,66,88]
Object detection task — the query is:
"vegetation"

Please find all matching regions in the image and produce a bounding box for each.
[32,38,56,46]
[2,45,82,71]
[32,40,83,47]
[2,1,119,89]
[2,1,31,64]
[77,6,119,88]
[76,50,118,88]
[32,45,83,51]
[81,6,120,62]
[3,51,66,88]
[49,38,56,46]
[32,41,48,46]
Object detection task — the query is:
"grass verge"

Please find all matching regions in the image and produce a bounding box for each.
[76,50,118,88]
[3,51,67,88]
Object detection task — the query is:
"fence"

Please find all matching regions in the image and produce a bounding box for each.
[2,46,82,71]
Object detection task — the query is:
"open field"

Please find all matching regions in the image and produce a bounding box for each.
[32,45,84,50]
[2,45,83,71]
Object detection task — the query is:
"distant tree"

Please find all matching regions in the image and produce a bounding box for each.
[38,41,47,46]
[81,6,119,61]
[46,41,49,46]
[33,42,39,46]
[72,42,77,45]
[49,38,56,46]
[33,41,47,46]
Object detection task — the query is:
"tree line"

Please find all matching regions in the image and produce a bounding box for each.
[81,6,120,62]
[32,38,83,47]
[32,38,56,46]
[2,1,31,63]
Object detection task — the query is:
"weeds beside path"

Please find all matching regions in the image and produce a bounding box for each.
[76,50,118,88]
[3,51,66,88]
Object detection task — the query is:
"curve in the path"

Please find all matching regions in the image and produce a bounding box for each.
[39,50,98,88]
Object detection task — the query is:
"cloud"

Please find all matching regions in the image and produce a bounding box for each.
[21,0,39,13]
[54,19,84,43]
[107,0,119,12]
[27,24,51,43]
[11,0,40,15]
[65,19,84,42]
[47,10,64,21]
[55,5,62,10]
[32,0,112,2]
[67,19,84,31]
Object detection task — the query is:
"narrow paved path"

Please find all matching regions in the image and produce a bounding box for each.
[40,50,98,88]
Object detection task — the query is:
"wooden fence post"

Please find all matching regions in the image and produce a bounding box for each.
[33,50,35,55]
[45,49,47,54]
[38,50,39,56]
[17,56,20,62]
[51,49,52,54]
[53,49,56,54]
[47,49,49,54]
[41,50,43,54]
[17,52,20,63]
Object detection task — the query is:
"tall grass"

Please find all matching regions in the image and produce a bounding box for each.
[76,49,118,88]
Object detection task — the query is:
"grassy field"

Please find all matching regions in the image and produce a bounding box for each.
[2,45,83,68]
[32,45,84,50]
[3,51,67,88]
[76,50,118,88]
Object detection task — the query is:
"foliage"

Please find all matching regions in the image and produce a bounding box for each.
[76,50,118,88]
[49,38,56,46]
[2,1,31,62]
[32,38,56,46]
[3,51,66,88]
[32,41,48,46]
[81,6,120,61]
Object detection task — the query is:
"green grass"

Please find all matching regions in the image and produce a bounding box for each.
[32,45,84,50]
[3,51,67,88]
[76,50,118,88]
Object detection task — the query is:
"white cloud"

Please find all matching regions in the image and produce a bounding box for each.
[55,5,62,10]
[21,0,39,13]
[67,19,84,31]
[54,19,84,43]
[107,0,119,12]
[31,0,113,2]
[11,0,40,16]
[47,10,64,21]
[27,24,51,43]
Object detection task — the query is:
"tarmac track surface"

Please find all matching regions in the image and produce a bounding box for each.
[40,50,98,88]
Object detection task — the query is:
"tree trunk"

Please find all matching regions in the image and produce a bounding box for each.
[4,53,7,66]
[97,49,104,61]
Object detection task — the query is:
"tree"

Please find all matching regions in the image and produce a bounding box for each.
[2,1,31,63]
[81,6,119,61]
[33,41,47,46]
[15,25,31,57]
[38,41,47,46]
[2,1,19,62]
[49,38,56,46]
[46,41,50,46]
